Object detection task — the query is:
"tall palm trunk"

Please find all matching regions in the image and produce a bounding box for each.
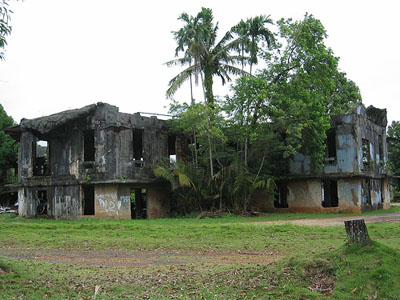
[204,68,214,106]
[189,61,194,105]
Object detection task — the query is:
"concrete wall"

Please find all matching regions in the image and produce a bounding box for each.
[52,185,81,218]
[16,103,172,219]
[147,185,170,219]
[94,184,131,219]
[250,178,371,214]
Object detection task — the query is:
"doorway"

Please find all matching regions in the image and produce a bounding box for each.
[130,188,147,219]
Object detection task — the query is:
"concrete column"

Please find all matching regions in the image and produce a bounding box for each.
[147,185,170,219]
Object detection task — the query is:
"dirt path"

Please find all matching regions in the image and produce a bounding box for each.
[0,248,279,267]
[251,211,400,226]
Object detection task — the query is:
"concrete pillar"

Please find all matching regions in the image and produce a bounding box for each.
[147,185,170,219]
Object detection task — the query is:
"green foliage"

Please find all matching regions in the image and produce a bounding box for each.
[226,14,361,172]
[166,7,253,104]
[387,121,400,201]
[164,13,362,213]
[0,104,17,185]
[0,0,12,60]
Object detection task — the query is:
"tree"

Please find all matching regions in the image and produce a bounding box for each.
[232,15,275,75]
[0,0,13,60]
[387,121,400,201]
[226,14,361,173]
[166,8,249,105]
[0,104,17,185]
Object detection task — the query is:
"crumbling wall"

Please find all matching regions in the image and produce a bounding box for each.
[16,103,173,219]
[52,185,81,218]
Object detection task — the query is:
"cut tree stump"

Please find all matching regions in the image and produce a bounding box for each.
[344,219,371,246]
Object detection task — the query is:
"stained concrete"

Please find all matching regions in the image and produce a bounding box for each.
[13,103,174,219]
[255,103,390,213]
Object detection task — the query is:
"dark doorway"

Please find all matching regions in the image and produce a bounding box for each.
[274,181,288,208]
[362,179,372,205]
[322,180,338,207]
[83,185,95,215]
[84,130,95,162]
[37,190,48,215]
[130,188,147,219]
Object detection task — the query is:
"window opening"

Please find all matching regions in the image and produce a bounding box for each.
[83,185,95,215]
[84,130,95,162]
[168,135,176,163]
[361,179,372,205]
[36,190,47,215]
[33,140,49,176]
[133,129,144,167]
[274,181,288,208]
[378,135,383,162]
[322,180,338,207]
[326,129,337,161]
[130,188,147,219]
[362,139,370,168]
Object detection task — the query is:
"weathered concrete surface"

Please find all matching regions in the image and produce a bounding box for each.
[280,103,390,213]
[15,103,173,219]
[147,185,170,219]
[95,184,130,219]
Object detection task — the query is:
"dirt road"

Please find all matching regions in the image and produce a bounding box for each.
[251,211,400,226]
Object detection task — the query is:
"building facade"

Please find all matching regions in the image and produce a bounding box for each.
[252,104,391,213]
[10,103,176,219]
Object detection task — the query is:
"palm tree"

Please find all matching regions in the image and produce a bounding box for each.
[247,15,275,75]
[232,15,275,75]
[166,8,248,105]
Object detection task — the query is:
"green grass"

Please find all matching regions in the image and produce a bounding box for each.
[0,210,399,299]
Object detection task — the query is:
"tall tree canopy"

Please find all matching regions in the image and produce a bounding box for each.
[166,7,271,105]
[226,14,361,172]
[160,12,362,213]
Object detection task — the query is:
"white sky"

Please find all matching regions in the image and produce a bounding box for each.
[0,0,399,125]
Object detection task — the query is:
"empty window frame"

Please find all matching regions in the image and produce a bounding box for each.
[362,139,370,167]
[274,181,289,208]
[322,180,338,207]
[168,135,176,162]
[133,129,144,166]
[378,135,383,162]
[33,140,49,176]
[326,129,337,159]
[83,185,95,215]
[84,130,95,162]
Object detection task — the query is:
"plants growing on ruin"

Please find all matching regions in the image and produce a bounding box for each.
[162,10,362,213]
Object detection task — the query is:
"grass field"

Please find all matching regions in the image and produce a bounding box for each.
[0,209,399,299]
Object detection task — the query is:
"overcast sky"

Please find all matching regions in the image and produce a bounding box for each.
[0,0,399,125]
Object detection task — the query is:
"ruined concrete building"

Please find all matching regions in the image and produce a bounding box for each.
[9,103,177,219]
[255,104,391,213]
[8,102,391,218]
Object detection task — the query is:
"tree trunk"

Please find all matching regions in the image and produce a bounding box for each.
[204,69,214,106]
[344,219,371,246]
[208,133,214,178]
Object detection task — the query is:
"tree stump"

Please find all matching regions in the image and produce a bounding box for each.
[344,219,371,246]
